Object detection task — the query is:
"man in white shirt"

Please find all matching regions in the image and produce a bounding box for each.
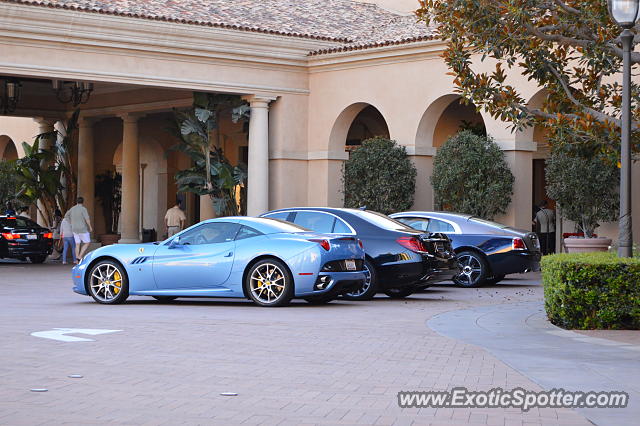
[65,197,93,262]
[165,200,187,238]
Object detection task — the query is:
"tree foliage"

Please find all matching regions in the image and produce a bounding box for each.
[0,159,19,209]
[13,111,79,226]
[546,147,619,237]
[417,0,639,160]
[431,131,514,219]
[342,137,416,215]
[95,170,122,234]
[169,93,249,216]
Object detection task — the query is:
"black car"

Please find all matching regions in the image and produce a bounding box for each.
[390,211,541,287]
[260,208,459,300]
[0,215,54,263]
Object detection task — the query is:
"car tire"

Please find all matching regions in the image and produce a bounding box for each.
[342,259,378,301]
[383,287,415,298]
[87,259,129,304]
[245,258,294,307]
[153,296,178,302]
[29,255,47,264]
[454,250,489,288]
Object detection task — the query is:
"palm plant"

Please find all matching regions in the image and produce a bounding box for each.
[169,93,249,216]
[13,110,79,226]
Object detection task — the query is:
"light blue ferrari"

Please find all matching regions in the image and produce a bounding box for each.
[72,217,366,307]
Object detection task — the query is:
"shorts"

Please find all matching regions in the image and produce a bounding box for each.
[73,232,91,244]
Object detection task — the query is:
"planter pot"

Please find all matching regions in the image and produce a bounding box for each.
[99,233,120,246]
[564,237,612,253]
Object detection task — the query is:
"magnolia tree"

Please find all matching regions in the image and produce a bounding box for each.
[416,0,640,160]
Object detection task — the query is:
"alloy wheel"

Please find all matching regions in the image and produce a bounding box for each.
[345,263,372,297]
[456,254,483,287]
[89,263,124,303]
[249,263,287,304]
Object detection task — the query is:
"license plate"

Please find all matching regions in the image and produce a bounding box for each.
[26,234,37,240]
[345,259,356,271]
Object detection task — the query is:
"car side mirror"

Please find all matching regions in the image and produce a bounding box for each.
[168,236,182,249]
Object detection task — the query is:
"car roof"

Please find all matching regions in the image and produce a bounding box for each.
[200,216,309,234]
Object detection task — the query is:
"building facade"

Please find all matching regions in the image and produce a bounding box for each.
[0,0,638,245]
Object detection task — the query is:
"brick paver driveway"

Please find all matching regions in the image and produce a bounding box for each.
[1,261,590,425]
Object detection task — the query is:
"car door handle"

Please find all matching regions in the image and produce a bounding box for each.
[224,252,233,257]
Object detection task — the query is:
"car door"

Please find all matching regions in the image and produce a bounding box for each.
[152,222,240,289]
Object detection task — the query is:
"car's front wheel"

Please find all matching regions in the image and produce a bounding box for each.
[453,251,488,287]
[245,259,294,307]
[87,260,129,304]
[342,259,378,301]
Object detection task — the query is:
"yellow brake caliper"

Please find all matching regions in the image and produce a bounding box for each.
[113,271,122,294]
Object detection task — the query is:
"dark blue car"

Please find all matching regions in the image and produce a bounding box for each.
[390,212,541,287]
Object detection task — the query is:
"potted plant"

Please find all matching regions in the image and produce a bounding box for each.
[94,170,122,246]
[545,148,619,252]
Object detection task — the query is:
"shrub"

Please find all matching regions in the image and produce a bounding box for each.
[545,148,618,237]
[0,159,18,208]
[343,137,416,215]
[431,130,513,220]
[541,252,640,329]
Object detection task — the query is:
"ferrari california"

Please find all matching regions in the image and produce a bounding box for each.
[72,217,366,307]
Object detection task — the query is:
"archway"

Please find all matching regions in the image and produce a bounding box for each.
[329,103,390,153]
[415,95,486,149]
[0,135,18,160]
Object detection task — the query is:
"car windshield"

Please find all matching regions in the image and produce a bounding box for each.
[259,218,311,233]
[469,217,509,229]
[349,210,412,231]
[0,217,39,229]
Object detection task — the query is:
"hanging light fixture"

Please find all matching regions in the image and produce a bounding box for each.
[1,79,22,114]
[52,79,94,106]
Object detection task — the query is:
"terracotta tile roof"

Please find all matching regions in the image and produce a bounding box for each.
[2,0,434,50]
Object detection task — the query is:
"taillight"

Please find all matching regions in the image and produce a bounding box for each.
[358,239,364,249]
[309,239,331,251]
[512,237,526,250]
[43,233,53,239]
[396,236,426,252]
[1,233,20,240]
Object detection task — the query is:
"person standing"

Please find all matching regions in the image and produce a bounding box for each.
[164,200,186,238]
[4,203,16,216]
[18,206,31,219]
[59,216,76,264]
[534,200,556,255]
[51,208,63,260]
[65,197,93,262]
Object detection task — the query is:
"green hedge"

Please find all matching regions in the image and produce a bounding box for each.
[541,252,640,329]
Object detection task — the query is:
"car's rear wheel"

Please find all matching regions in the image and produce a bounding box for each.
[454,251,488,287]
[29,255,47,264]
[342,259,378,300]
[245,259,293,307]
[87,260,129,304]
[383,287,415,298]
[153,296,177,302]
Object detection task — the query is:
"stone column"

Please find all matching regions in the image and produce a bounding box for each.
[77,117,96,231]
[118,113,141,243]
[33,117,56,227]
[243,95,277,216]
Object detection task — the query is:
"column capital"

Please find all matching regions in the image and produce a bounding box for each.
[118,112,145,123]
[32,117,57,127]
[242,94,278,108]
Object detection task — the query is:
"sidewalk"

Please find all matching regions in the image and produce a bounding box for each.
[428,301,640,426]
